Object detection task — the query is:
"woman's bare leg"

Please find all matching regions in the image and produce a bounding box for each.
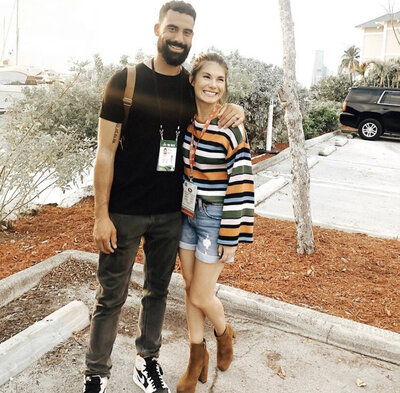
[179,249,206,343]
[189,259,226,336]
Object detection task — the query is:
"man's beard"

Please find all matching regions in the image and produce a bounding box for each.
[157,38,190,66]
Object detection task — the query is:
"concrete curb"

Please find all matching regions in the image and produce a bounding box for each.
[252,130,341,174]
[252,210,400,240]
[255,176,288,206]
[254,156,319,206]
[307,156,319,169]
[334,137,348,147]
[0,250,88,308]
[0,300,89,385]
[215,284,400,366]
[319,144,337,156]
[1,250,399,368]
[111,252,400,367]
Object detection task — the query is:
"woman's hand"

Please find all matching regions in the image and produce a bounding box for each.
[218,245,237,263]
[217,104,245,128]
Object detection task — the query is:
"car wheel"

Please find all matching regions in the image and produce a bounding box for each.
[358,118,383,140]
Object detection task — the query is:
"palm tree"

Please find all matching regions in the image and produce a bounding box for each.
[339,46,360,85]
[387,58,400,88]
[369,61,391,87]
[354,61,372,85]
[392,59,400,88]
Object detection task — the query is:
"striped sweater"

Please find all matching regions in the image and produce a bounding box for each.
[183,116,254,246]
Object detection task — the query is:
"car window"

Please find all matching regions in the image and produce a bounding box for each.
[347,89,381,103]
[380,91,400,106]
[0,71,28,85]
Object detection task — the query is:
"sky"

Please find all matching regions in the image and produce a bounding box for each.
[0,0,396,86]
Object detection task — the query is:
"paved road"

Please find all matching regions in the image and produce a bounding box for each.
[1,277,399,393]
[256,136,400,239]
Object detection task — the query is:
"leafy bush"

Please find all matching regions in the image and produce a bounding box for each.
[5,81,100,141]
[0,53,155,222]
[0,113,93,223]
[0,61,107,222]
[5,57,117,141]
[310,74,351,103]
[226,51,283,149]
[302,101,341,139]
[363,59,400,88]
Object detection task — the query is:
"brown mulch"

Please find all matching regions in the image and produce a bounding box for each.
[0,197,399,334]
[0,259,96,343]
[251,143,289,165]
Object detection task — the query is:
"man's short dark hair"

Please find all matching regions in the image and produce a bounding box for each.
[159,1,196,22]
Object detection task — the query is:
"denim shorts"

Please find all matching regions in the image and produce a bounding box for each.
[180,201,234,264]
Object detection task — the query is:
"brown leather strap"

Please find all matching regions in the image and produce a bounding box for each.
[122,65,136,129]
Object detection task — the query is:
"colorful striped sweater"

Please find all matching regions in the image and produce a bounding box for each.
[183,116,254,246]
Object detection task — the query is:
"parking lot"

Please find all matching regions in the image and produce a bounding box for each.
[256,135,400,239]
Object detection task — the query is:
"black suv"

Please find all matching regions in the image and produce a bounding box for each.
[340,87,400,140]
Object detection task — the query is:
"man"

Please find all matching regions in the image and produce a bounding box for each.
[84,2,244,392]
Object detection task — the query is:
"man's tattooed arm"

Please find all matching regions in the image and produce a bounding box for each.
[112,124,122,143]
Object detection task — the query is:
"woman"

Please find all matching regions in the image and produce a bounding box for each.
[177,53,254,393]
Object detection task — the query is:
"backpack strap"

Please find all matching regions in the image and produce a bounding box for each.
[119,66,136,149]
[122,65,136,128]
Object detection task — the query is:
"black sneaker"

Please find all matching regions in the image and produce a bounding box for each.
[83,375,108,393]
[133,355,170,393]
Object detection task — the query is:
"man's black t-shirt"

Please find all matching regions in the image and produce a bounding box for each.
[99,63,196,215]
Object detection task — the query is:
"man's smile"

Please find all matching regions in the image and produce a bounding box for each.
[168,43,185,53]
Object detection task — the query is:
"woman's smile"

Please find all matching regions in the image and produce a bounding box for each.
[191,61,226,107]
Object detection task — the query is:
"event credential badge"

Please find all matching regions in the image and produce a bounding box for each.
[181,181,197,218]
[156,140,177,172]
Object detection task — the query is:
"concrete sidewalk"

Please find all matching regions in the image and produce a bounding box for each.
[255,136,400,239]
[0,252,399,393]
[2,297,399,393]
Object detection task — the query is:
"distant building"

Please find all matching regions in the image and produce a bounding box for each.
[311,50,327,85]
[356,11,400,62]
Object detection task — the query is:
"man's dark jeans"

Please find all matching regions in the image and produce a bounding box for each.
[85,211,182,377]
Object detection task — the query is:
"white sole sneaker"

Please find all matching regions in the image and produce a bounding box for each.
[133,367,171,393]
[133,369,147,392]
[83,375,108,393]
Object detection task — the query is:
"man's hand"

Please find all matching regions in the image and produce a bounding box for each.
[218,245,237,263]
[93,216,117,254]
[217,103,245,128]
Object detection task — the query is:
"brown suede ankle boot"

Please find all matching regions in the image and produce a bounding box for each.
[215,323,236,371]
[176,340,209,393]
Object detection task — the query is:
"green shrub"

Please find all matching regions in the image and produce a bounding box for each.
[0,62,104,222]
[302,101,341,139]
[0,114,93,222]
[310,75,351,103]
[4,59,114,141]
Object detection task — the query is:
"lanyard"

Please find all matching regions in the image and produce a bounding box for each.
[189,104,221,180]
[151,58,183,142]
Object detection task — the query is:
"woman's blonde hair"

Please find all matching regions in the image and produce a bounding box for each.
[190,52,229,104]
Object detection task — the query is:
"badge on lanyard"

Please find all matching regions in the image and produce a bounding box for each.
[181,104,221,217]
[151,58,183,173]
[157,140,177,172]
[181,180,197,217]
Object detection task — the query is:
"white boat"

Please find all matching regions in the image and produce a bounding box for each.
[0,67,42,113]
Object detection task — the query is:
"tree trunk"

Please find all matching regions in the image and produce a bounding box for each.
[278,0,315,254]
